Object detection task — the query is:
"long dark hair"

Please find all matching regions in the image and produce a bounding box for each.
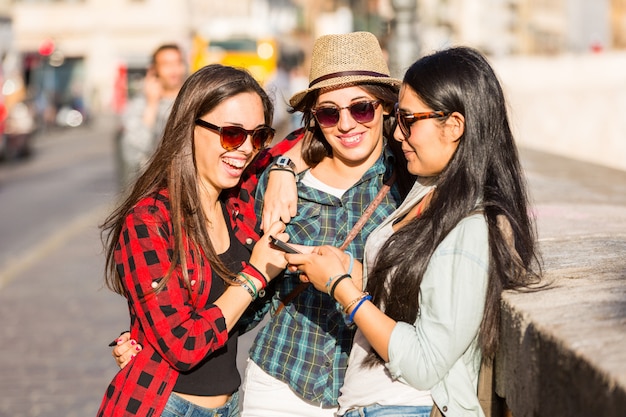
[102,64,274,296]
[365,47,541,363]
[291,83,415,197]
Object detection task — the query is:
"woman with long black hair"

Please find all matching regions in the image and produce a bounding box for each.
[287,46,542,417]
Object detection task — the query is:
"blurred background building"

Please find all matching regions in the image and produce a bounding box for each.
[1,0,623,121]
[0,0,624,168]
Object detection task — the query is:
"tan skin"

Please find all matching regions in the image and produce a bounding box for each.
[285,85,465,362]
[258,140,301,229]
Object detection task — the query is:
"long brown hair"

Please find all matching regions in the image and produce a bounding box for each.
[101,64,274,297]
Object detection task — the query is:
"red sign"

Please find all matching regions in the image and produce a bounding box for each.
[38,39,55,56]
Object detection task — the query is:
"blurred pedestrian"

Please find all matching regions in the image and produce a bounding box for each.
[97,64,289,417]
[286,46,542,417]
[119,43,187,187]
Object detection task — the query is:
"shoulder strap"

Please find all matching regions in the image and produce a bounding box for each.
[338,170,396,251]
[274,170,396,315]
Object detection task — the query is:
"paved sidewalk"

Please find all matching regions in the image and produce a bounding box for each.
[0,212,126,416]
[0,116,126,416]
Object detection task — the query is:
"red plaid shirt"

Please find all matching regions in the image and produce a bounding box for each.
[98,132,301,416]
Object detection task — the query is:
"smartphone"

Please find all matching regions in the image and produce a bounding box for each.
[269,235,301,254]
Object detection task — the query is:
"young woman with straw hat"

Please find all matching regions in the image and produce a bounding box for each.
[239,31,414,417]
[286,47,542,417]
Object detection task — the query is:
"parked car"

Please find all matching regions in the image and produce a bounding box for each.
[0,99,37,161]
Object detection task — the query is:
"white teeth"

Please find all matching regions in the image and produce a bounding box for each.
[222,157,245,169]
[342,134,362,144]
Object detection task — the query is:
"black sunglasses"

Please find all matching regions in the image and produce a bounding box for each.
[311,100,381,128]
[195,119,275,151]
[394,103,449,139]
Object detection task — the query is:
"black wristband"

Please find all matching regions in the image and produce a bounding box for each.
[330,273,352,300]
[269,167,297,177]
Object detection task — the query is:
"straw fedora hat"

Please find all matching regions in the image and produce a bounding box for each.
[289,31,401,108]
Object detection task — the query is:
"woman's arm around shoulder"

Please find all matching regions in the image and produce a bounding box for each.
[260,129,306,230]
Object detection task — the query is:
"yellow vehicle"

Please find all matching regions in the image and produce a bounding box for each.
[191,36,278,85]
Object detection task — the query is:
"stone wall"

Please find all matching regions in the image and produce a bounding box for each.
[494,148,626,416]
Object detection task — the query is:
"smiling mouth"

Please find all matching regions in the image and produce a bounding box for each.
[338,132,364,145]
[222,156,246,169]
[403,147,415,157]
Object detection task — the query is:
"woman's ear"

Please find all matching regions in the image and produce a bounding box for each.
[446,112,465,142]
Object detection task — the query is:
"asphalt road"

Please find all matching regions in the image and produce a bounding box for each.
[0,117,124,416]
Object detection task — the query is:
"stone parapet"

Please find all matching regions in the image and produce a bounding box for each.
[495,148,626,416]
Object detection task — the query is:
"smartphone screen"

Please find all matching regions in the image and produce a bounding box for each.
[269,235,301,254]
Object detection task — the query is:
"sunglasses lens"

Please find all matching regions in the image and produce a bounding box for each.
[314,101,379,127]
[252,128,274,149]
[220,127,247,150]
[398,115,408,138]
[314,107,340,127]
[394,106,409,138]
[349,102,376,123]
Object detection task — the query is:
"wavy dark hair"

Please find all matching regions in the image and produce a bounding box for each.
[365,47,542,364]
[102,64,274,297]
[290,83,415,197]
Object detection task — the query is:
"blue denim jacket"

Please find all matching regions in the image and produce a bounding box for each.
[364,180,490,417]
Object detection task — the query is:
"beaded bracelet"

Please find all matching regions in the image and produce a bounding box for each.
[236,272,258,300]
[343,292,370,314]
[242,272,267,298]
[347,294,372,324]
[329,274,352,299]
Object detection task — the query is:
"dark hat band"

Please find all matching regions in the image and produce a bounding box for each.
[309,70,390,88]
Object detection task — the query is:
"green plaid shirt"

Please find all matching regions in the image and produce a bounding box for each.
[248,147,402,406]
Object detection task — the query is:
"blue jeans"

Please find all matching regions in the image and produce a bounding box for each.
[341,404,432,417]
[162,391,240,417]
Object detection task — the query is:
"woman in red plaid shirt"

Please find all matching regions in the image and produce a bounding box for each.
[97,65,290,417]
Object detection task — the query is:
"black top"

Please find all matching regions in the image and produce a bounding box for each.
[173,202,250,396]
